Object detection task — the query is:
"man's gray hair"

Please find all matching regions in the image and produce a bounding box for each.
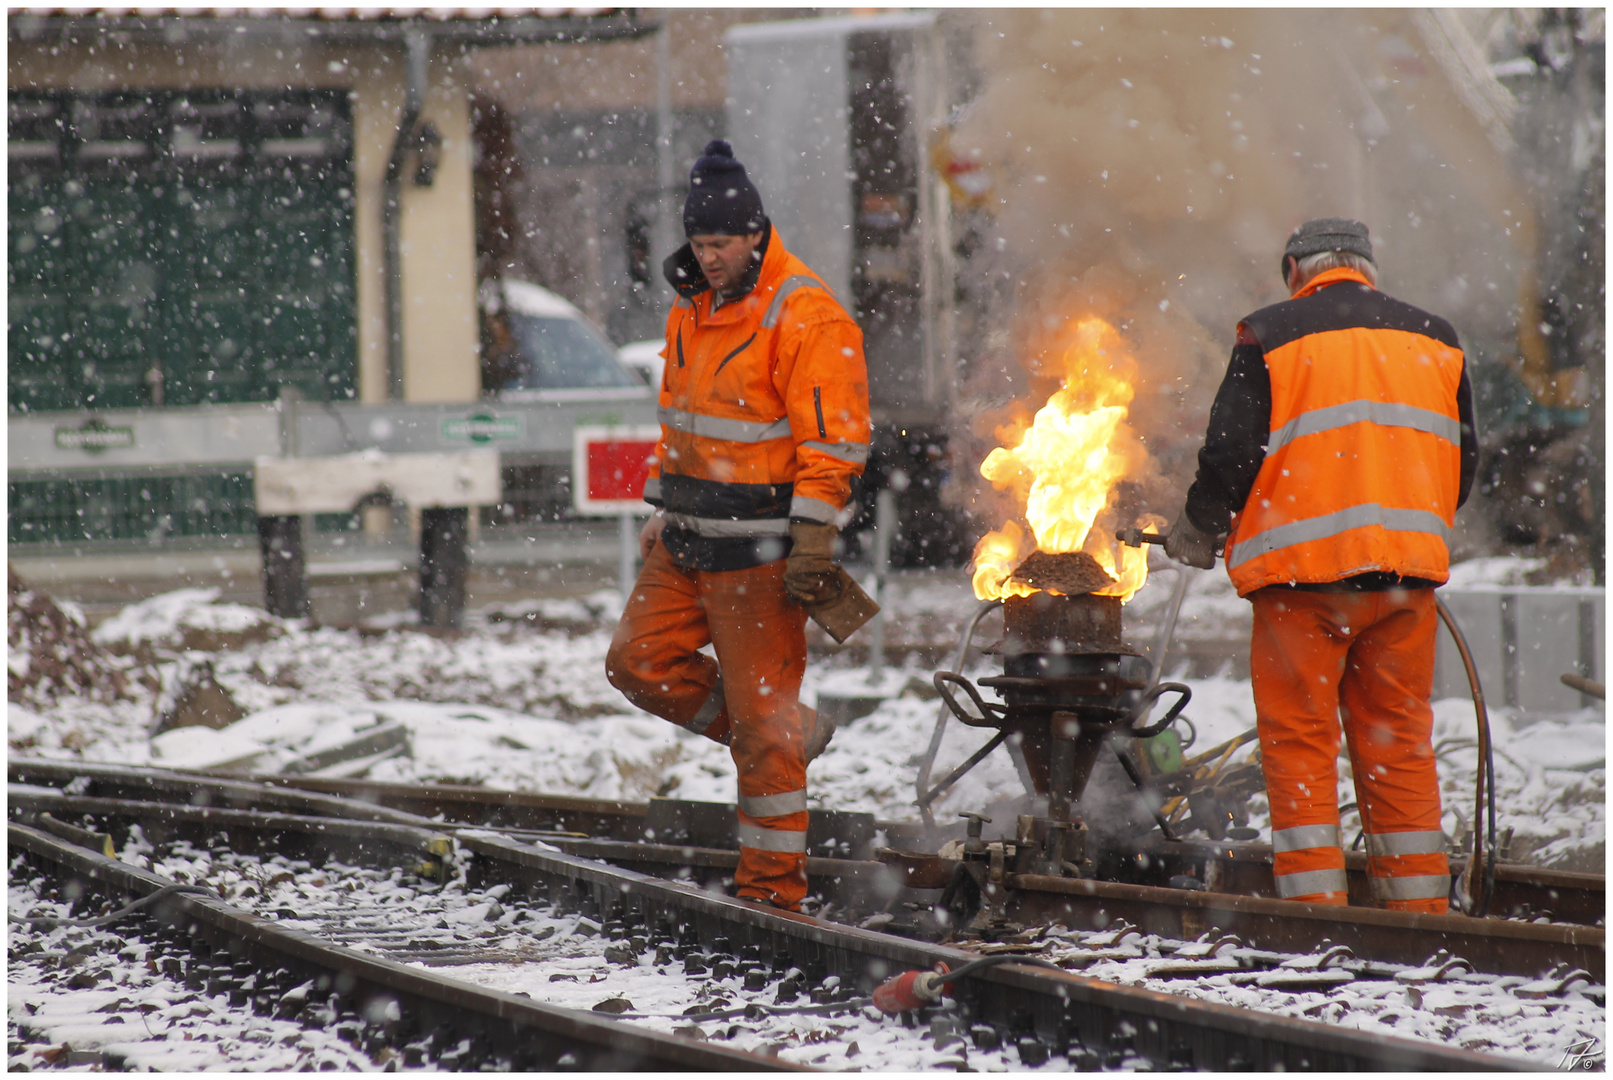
[1295,250,1377,286]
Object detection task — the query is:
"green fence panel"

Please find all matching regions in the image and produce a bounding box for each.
[8,471,258,546]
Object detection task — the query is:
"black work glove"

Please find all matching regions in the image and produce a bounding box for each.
[1164,508,1220,569]
[784,522,845,608]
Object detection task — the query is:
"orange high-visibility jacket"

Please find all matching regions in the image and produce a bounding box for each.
[1225,268,1466,595]
[644,224,871,571]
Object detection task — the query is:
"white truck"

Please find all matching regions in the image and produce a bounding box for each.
[724,12,971,565]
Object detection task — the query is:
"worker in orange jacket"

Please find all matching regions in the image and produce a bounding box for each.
[605,141,872,911]
[1166,219,1477,914]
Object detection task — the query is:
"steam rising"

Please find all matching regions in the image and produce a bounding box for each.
[948,9,1524,524]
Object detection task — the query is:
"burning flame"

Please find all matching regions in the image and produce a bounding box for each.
[971,316,1157,602]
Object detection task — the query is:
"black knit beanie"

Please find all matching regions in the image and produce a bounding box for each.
[1282,218,1373,279]
[683,139,766,237]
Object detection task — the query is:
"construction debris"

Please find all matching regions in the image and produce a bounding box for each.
[7,566,144,709]
[150,657,247,737]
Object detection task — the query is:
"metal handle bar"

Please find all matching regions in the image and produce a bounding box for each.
[932,670,1008,728]
[914,600,1002,826]
[1125,681,1192,739]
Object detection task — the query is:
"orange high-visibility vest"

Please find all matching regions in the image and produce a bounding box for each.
[1225,268,1465,596]
[645,224,871,570]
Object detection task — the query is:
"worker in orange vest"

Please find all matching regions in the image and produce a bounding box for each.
[1166,219,1477,914]
[606,141,872,911]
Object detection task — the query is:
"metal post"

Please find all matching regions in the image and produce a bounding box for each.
[261,387,310,619]
[867,488,895,685]
[653,22,677,302]
[619,511,638,599]
[419,506,468,629]
[385,29,431,402]
[259,515,308,619]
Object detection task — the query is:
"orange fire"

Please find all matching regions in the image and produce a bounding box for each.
[971,316,1157,602]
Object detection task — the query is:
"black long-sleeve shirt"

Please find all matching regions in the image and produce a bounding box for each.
[1184,290,1478,591]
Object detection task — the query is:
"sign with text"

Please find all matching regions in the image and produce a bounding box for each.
[572,425,659,516]
[442,412,523,444]
[55,418,135,453]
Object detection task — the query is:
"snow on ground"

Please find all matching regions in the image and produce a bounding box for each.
[8,864,377,1071]
[1048,931,1603,1066]
[8,836,1055,1073]
[6,571,1606,1071]
[9,575,1605,866]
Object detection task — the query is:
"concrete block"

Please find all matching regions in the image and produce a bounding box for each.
[1432,592,1503,703]
[1434,588,1604,712]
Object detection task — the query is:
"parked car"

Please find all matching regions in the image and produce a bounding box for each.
[479,279,647,399]
[616,339,667,390]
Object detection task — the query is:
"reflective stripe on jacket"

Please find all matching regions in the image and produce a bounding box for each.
[1226,268,1465,596]
[644,224,871,571]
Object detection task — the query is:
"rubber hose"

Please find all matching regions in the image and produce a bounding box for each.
[1435,596,1497,917]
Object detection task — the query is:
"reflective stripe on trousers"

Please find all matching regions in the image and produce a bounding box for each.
[737,820,808,854]
[683,675,726,740]
[1364,829,1445,858]
[1274,867,1349,899]
[739,789,808,818]
[1272,823,1341,853]
[1365,828,1450,907]
[1369,874,1450,901]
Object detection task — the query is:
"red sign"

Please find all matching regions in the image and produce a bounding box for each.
[587,440,656,501]
[572,425,660,515]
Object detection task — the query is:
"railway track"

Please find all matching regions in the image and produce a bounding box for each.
[245,772,1606,930]
[8,822,776,1071]
[11,760,1586,1069]
[19,761,1593,977]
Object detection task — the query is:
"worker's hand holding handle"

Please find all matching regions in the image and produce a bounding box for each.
[1162,509,1221,569]
[1116,510,1224,569]
[785,522,881,643]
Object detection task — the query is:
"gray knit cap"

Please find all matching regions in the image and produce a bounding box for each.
[1282,218,1373,279]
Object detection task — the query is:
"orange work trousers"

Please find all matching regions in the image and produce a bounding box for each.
[1250,587,1450,914]
[605,543,810,910]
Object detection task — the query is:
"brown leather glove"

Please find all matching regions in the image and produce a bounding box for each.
[784,522,845,608]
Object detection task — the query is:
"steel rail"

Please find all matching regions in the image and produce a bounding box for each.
[7,771,1532,1070]
[230,769,1609,931]
[999,872,1603,981]
[7,823,785,1072]
[253,767,1605,930]
[17,780,1599,982]
[453,830,1528,1071]
[9,790,457,881]
[13,758,1601,972]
